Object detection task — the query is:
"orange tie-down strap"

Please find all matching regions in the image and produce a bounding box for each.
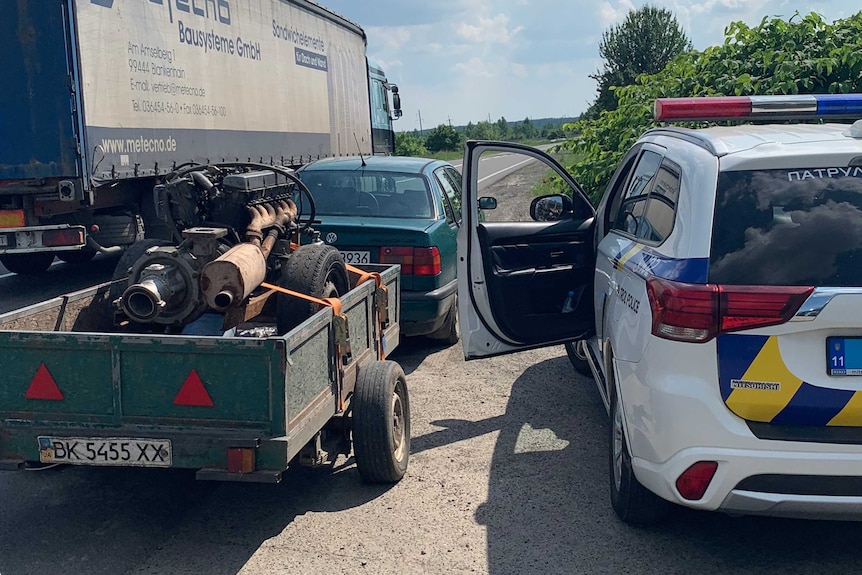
[260,264,387,360]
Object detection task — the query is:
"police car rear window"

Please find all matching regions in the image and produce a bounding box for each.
[709,167,862,287]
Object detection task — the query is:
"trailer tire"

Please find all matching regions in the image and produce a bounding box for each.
[57,249,97,264]
[352,360,410,483]
[108,239,174,309]
[0,252,55,275]
[276,244,350,335]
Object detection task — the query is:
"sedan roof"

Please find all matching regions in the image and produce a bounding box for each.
[299,156,444,174]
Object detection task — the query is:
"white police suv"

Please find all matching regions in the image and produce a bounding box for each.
[459,95,862,524]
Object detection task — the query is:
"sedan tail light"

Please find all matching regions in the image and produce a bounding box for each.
[379,246,441,276]
[646,277,813,343]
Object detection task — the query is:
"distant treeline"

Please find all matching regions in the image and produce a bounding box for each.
[397,116,578,155]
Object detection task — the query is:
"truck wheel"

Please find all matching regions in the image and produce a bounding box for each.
[564,341,593,378]
[0,252,55,275]
[428,297,459,345]
[609,382,669,525]
[108,239,173,304]
[57,249,97,264]
[352,360,410,483]
[276,244,350,335]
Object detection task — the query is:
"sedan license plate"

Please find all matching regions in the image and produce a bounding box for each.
[827,337,862,376]
[38,436,172,467]
[340,250,370,264]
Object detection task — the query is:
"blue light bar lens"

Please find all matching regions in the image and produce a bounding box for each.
[815,94,862,116]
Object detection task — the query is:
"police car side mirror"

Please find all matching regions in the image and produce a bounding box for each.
[530,194,572,222]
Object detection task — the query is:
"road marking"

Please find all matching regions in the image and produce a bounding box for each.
[478,157,535,184]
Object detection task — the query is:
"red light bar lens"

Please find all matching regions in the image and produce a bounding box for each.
[655,97,752,121]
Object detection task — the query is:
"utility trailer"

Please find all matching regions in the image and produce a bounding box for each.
[0,263,408,483]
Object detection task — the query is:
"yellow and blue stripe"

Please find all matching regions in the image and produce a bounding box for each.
[718,334,862,426]
[610,239,708,284]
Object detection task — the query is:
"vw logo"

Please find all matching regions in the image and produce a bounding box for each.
[325,232,338,244]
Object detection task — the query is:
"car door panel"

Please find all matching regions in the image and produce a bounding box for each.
[459,141,596,359]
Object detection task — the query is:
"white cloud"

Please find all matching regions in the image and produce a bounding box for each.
[599,0,637,25]
[457,13,523,44]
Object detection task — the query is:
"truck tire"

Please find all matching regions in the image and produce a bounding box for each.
[609,381,669,525]
[427,297,459,345]
[57,248,97,264]
[276,244,350,335]
[564,340,593,378]
[352,360,410,483]
[108,239,173,305]
[0,252,55,275]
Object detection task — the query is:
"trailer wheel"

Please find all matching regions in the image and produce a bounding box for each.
[276,244,350,335]
[352,360,410,483]
[0,252,55,275]
[57,248,97,264]
[108,239,174,307]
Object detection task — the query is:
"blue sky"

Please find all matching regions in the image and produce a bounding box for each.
[320,1,859,131]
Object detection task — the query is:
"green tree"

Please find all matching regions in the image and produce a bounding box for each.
[587,5,691,117]
[566,11,862,204]
[496,116,511,140]
[395,131,428,156]
[424,124,463,152]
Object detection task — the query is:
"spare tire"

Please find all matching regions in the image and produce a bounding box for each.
[276,244,350,335]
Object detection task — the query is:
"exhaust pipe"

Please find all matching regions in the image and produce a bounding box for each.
[120,263,188,322]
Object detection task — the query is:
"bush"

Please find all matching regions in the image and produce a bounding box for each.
[564,11,862,204]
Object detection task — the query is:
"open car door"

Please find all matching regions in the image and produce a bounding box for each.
[458,141,596,359]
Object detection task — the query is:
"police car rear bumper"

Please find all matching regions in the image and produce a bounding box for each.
[633,445,862,519]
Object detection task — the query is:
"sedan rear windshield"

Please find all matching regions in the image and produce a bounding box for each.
[300,171,433,219]
[710,167,862,286]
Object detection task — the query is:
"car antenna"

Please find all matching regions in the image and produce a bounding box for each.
[353,133,367,167]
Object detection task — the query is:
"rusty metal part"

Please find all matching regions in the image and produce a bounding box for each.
[245,200,296,244]
[200,243,267,311]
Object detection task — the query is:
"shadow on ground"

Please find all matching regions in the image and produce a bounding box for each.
[411,354,862,575]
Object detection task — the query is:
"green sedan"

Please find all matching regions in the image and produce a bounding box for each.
[297,156,462,343]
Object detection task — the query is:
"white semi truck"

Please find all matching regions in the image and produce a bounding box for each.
[0,0,402,274]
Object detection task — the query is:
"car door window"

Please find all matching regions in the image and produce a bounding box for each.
[612,150,662,236]
[443,166,463,223]
[435,167,461,225]
[638,159,680,243]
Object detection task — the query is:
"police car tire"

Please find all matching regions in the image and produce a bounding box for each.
[352,360,410,483]
[564,341,592,378]
[609,384,669,525]
[276,244,350,335]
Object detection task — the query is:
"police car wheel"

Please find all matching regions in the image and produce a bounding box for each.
[609,383,669,525]
[564,341,592,378]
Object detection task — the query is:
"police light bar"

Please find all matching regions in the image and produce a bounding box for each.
[654,94,862,122]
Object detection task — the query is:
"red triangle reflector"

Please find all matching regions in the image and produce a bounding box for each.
[25,364,64,401]
[173,369,214,407]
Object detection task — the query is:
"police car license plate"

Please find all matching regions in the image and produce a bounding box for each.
[827,337,862,376]
[38,436,172,467]
[340,250,370,264]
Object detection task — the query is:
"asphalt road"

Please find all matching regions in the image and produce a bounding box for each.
[4,148,862,574]
[2,340,862,575]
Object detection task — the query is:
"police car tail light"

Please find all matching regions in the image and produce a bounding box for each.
[647,278,813,343]
[719,285,814,332]
[654,94,862,122]
[646,278,717,342]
